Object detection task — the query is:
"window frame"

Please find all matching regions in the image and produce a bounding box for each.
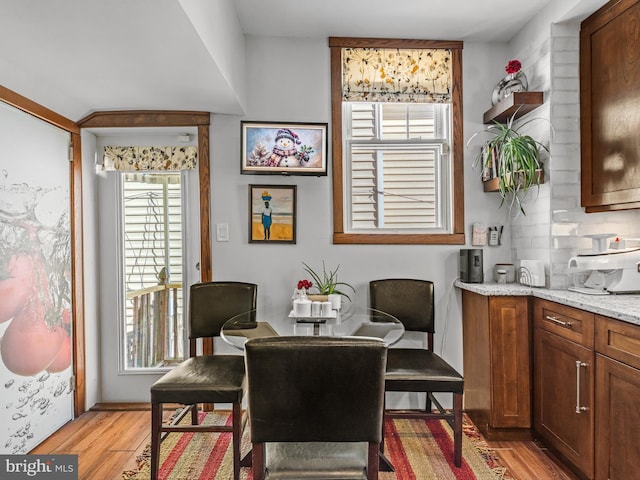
[329,37,465,245]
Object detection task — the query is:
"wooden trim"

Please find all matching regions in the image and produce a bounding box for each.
[330,46,345,235]
[70,133,86,417]
[0,87,86,417]
[329,37,463,50]
[450,47,465,236]
[77,110,210,128]
[333,233,465,245]
[330,38,465,244]
[0,85,79,133]
[198,124,212,283]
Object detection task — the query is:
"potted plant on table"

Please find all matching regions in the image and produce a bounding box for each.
[468,112,550,216]
[301,261,355,305]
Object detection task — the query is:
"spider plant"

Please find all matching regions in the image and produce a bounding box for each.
[468,113,551,215]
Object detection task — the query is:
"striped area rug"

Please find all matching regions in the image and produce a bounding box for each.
[123,412,511,480]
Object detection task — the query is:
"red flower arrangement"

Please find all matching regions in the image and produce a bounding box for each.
[505,60,522,74]
[297,279,313,291]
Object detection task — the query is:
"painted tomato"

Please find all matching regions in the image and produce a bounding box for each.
[46,334,72,373]
[0,255,35,323]
[1,308,65,376]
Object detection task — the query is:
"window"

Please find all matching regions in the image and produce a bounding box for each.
[122,172,185,369]
[329,38,465,244]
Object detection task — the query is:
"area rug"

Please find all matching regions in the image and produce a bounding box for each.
[123,411,512,480]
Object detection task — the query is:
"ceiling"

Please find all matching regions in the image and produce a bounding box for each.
[0,0,601,122]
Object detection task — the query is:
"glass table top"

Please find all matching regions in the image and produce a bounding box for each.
[221,307,404,350]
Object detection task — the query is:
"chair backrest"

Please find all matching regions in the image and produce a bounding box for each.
[369,278,434,333]
[189,281,257,339]
[245,336,387,444]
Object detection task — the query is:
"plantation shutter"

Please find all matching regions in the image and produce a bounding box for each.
[348,103,441,230]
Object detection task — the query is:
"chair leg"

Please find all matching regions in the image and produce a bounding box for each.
[453,393,463,468]
[151,402,162,480]
[368,442,379,480]
[380,396,386,455]
[191,403,199,425]
[232,402,241,480]
[252,442,266,480]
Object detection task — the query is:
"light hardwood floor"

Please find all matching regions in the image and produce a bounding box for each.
[31,404,579,479]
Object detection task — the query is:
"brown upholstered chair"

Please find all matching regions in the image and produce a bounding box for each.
[369,278,464,467]
[150,281,257,480]
[245,336,387,480]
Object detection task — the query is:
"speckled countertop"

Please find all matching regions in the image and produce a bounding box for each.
[454,280,640,326]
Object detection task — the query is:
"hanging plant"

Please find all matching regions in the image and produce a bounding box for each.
[468,111,552,216]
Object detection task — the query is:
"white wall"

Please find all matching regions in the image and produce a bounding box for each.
[209,36,510,405]
[80,131,101,409]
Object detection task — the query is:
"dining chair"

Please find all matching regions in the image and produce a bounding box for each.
[150,281,258,480]
[369,278,464,467]
[245,336,387,480]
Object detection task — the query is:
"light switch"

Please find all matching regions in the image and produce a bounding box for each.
[216,223,229,242]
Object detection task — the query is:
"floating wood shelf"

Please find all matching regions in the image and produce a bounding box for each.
[483,91,544,124]
[483,169,545,192]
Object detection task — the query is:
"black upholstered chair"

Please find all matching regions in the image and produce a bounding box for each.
[369,278,464,467]
[150,281,257,480]
[245,336,387,480]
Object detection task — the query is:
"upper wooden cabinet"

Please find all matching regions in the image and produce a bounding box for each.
[580,0,640,212]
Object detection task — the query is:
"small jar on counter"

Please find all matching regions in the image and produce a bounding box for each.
[496,269,507,284]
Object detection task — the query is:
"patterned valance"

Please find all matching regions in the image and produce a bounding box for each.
[342,47,451,103]
[103,146,197,171]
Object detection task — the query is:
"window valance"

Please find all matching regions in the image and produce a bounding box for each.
[342,47,451,103]
[103,146,197,171]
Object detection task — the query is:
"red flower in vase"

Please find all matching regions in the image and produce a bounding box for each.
[505,60,522,74]
[297,279,313,291]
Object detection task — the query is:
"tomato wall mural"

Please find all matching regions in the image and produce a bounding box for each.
[0,102,74,453]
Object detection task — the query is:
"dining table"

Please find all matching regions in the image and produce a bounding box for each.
[220,305,404,473]
[221,306,405,350]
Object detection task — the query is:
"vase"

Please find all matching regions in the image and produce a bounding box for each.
[491,71,529,105]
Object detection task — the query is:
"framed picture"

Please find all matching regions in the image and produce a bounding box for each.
[241,121,328,175]
[249,184,297,244]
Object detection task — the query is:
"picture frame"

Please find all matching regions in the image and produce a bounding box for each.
[241,121,328,175]
[249,184,297,244]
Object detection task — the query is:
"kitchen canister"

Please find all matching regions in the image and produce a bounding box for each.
[494,263,516,283]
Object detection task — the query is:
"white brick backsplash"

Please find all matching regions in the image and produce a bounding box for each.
[550,117,579,131]
[552,77,579,91]
[550,170,580,183]
[551,222,579,236]
[552,103,580,117]
[551,90,579,104]
[552,37,579,51]
[552,130,579,144]
[554,51,578,64]
[553,64,578,78]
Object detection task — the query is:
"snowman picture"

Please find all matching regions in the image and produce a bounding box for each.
[243,122,325,173]
[267,128,302,167]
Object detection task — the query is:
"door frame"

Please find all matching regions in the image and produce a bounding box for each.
[0,85,85,416]
[77,110,214,358]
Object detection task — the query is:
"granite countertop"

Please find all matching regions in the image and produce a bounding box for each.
[454,280,640,326]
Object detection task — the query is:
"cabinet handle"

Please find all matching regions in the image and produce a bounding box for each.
[575,361,589,414]
[546,315,572,328]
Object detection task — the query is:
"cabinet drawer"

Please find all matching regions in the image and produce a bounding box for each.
[534,299,594,348]
[596,315,640,369]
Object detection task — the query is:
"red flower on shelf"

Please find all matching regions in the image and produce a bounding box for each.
[297,279,313,291]
[505,60,522,74]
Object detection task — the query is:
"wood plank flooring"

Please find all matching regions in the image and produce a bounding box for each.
[30,405,579,479]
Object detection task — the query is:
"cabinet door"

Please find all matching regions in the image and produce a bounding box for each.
[534,329,594,478]
[595,354,640,480]
[489,296,530,428]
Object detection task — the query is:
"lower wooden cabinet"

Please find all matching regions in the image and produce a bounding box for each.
[462,291,531,439]
[533,299,595,479]
[595,315,640,480]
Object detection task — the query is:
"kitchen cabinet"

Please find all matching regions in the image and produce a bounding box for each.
[580,0,640,212]
[462,291,531,439]
[594,315,640,480]
[533,299,594,479]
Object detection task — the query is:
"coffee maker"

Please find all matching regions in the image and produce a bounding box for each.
[460,249,484,283]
